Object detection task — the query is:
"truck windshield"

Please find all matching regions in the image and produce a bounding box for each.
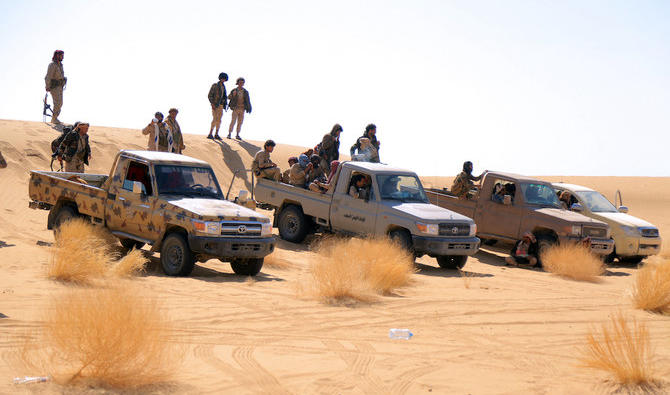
[575,191,618,213]
[377,174,428,203]
[520,183,562,207]
[155,165,223,199]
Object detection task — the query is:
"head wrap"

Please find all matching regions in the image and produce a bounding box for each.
[298,154,309,168]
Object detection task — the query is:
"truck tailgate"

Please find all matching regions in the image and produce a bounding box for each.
[425,189,476,219]
[29,170,108,220]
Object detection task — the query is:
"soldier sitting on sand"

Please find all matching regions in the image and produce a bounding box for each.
[505,232,539,267]
[252,140,281,182]
[451,161,484,199]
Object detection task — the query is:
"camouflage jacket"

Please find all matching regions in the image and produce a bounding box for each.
[208,82,227,108]
[451,171,480,197]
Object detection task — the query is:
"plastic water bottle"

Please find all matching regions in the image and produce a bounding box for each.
[13,376,49,384]
[389,328,413,340]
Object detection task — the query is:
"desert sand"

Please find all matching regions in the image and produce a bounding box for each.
[0,119,668,394]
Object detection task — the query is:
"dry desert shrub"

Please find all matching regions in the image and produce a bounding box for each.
[581,312,658,388]
[303,237,414,303]
[48,218,145,283]
[21,286,179,389]
[542,243,604,282]
[110,248,148,277]
[263,252,296,270]
[631,257,670,314]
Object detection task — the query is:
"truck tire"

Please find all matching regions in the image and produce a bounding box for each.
[389,229,413,252]
[536,235,557,267]
[603,248,616,264]
[230,258,264,276]
[53,205,77,232]
[278,205,308,243]
[160,233,195,276]
[119,238,145,251]
[436,255,468,270]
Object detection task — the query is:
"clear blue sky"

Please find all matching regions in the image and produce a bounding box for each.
[1,0,668,176]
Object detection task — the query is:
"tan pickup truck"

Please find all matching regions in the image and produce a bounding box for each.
[28,150,275,276]
[425,171,614,261]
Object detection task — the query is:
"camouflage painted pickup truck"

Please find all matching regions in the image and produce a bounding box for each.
[426,171,614,261]
[28,150,275,276]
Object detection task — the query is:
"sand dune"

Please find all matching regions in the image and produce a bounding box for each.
[1,120,668,393]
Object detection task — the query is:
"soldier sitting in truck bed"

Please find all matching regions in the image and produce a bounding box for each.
[252,140,281,182]
[451,161,483,199]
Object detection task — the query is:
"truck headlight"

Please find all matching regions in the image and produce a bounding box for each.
[469,223,477,236]
[261,222,272,236]
[192,220,221,235]
[416,222,439,236]
[621,226,640,237]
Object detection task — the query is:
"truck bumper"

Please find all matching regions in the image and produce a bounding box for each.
[412,235,480,257]
[615,236,662,258]
[559,236,614,255]
[188,235,276,260]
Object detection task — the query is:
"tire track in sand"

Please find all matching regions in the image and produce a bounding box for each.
[324,340,387,394]
[232,345,291,395]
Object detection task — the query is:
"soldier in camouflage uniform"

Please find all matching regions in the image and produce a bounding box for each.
[166,108,185,154]
[252,140,281,181]
[142,112,170,152]
[282,157,298,183]
[451,161,483,199]
[45,50,67,124]
[58,123,91,173]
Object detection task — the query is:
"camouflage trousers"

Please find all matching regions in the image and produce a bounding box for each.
[228,108,245,134]
[211,105,223,130]
[65,157,85,173]
[258,167,281,182]
[51,86,63,118]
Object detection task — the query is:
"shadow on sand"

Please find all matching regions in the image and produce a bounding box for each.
[143,256,285,283]
[0,241,16,248]
[213,139,252,192]
[237,139,261,158]
[414,262,494,279]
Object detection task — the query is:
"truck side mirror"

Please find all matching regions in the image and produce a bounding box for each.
[503,195,512,205]
[570,203,583,212]
[132,181,143,195]
[618,205,629,213]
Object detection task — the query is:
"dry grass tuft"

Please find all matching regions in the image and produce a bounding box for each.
[581,312,658,388]
[302,237,415,304]
[110,248,148,277]
[21,286,180,389]
[542,243,604,282]
[263,252,296,270]
[48,219,146,283]
[632,257,670,314]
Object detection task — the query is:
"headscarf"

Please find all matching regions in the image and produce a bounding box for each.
[327,161,340,182]
[522,232,536,243]
[288,156,298,166]
[298,154,309,168]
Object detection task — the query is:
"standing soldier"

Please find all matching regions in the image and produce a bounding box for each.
[251,140,281,181]
[57,123,91,173]
[207,72,228,140]
[45,50,67,124]
[318,123,342,173]
[227,77,252,140]
[165,108,185,154]
[350,123,380,163]
[141,112,171,152]
[0,151,6,168]
[451,161,484,199]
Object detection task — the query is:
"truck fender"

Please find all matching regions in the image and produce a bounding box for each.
[151,224,189,252]
[47,199,79,230]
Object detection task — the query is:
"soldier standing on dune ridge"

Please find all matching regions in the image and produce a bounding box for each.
[227,77,252,140]
[45,50,67,124]
[207,72,228,140]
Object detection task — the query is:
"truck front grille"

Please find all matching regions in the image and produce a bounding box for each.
[583,227,607,238]
[640,228,659,238]
[221,222,262,237]
[439,223,470,236]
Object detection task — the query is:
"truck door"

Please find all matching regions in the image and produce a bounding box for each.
[106,159,156,240]
[476,178,522,239]
[330,170,377,235]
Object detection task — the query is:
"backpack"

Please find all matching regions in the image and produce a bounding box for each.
[50,126,74,154]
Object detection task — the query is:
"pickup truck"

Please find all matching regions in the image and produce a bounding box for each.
[425,171,614,261]
[28,150,275,276]
[552,183,662,264]
[255,161,480,269]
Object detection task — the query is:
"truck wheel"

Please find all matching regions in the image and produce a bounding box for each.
[482,238,498,246]
[160,233,195,276]
[278,205,308,243]
[230,258,264,276]
[119,238,145,251]
[603,248,616,264]
[53,205,77,230]
[536,235,557,267]
[436,255,468,269]
[389,229,413,252]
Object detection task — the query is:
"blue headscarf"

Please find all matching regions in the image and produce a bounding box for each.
[298,154,309,168]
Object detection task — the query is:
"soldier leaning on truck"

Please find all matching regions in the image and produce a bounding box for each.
[451,161,484,199]
[57,123,91,173]
[45,50,67,124]
[252,140,281,181]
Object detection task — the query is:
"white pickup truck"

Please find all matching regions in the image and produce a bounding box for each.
[255,161,480,269]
